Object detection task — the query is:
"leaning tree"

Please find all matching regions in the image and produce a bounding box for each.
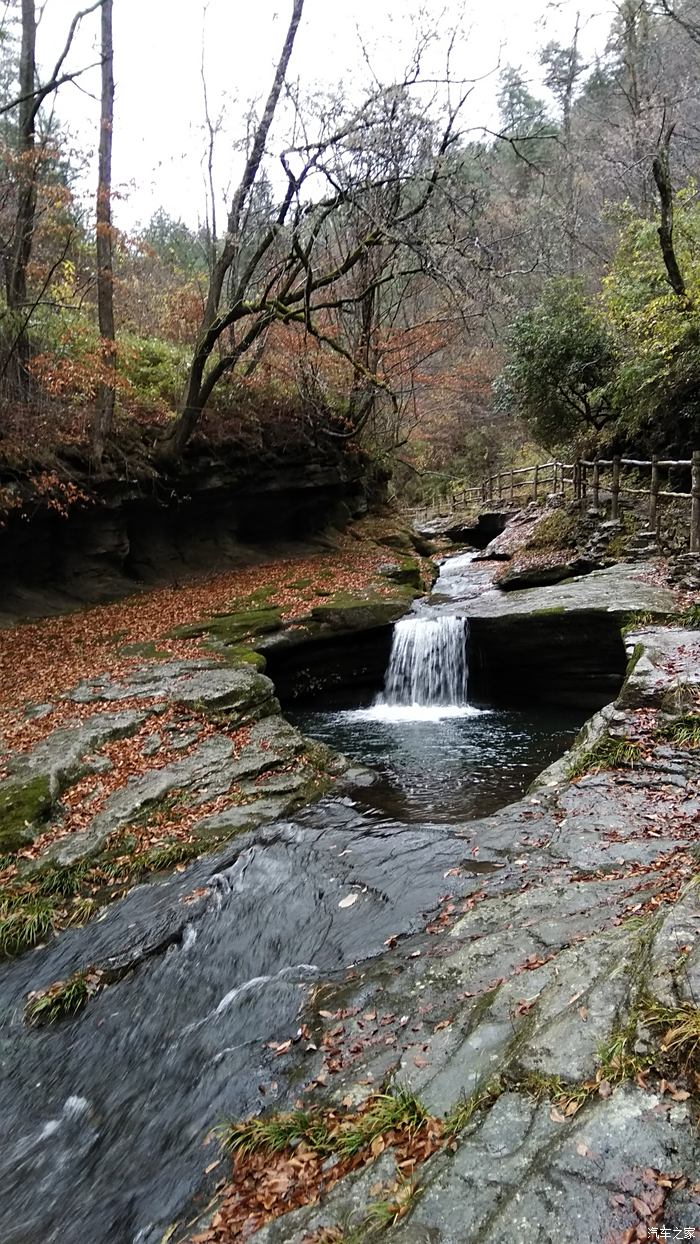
[165,0,474,456]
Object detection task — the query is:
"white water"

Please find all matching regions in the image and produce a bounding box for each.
[354,703,482,722]
[365,614,477,721]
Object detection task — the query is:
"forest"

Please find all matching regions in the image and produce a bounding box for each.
[3,6,700,1243]
[2,0,700,517]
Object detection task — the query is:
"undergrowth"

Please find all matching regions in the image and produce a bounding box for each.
[659,714,700,749]
[568,737,642,780]
[221,1086,430,1163]
[0,833,204,958]
[25,967,103,1026]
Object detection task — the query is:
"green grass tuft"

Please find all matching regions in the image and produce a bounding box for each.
[660,714,700,749]
[0,897,56,956]
[25,967,101,1025]
[141,838,201,872]
[220,1086,429,1165]
[33,862,90,899]
[221,1109,327,1158]
[568,737,641,780]
[642,1000,700,1071]
[679,603,700,629]
[444,1077,503,1135]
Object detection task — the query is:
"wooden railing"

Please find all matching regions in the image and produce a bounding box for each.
[414,450,700,552]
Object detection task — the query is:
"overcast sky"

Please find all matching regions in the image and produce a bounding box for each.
[33,0,617,231]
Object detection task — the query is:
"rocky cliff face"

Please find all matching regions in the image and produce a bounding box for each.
[0,443,386,620]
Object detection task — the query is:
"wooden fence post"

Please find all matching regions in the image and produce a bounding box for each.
[691,449,700,552]
[580,461,587,512]
[649,455,659,533]
[611,456,621,521]
[533,463,539,501]
[498,473,503,500]
[573,460,580,501]
[509,469,514,503]
[592,459,600,513]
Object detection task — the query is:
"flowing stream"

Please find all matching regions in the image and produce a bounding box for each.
[291,556,584,823]
[0,551,587,1244]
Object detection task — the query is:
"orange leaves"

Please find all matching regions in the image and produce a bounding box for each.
[197,1102,443,1244]
[0,539,388,746]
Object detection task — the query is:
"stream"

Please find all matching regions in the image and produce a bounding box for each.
[0,552,588,1244]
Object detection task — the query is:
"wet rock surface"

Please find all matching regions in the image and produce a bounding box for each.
[463,563,677,708]
[230,626,700,1244]
[1,555,699,1243]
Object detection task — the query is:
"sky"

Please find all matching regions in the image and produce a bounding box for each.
[31,0,618,232]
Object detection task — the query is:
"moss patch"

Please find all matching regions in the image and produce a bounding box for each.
[213,644,267,671]
[529,605,567,618]
[310,594,412,629]
[526,511,578,551]
[0,774,53,852]
[379,557,423,590]
[170,606,282,646]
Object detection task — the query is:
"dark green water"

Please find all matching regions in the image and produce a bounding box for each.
[289,701,585,823]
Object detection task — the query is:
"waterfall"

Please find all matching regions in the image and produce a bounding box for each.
[378,615,469,708]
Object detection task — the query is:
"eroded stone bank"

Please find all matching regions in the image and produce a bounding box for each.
[0,555,699,1243]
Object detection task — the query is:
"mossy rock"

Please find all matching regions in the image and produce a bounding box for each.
[377,530,414,553]
[526,511,578,552]
[171,607,282,646]
[215,645,267,671]
[379,557,423,590]
[309,595,411,631]
[0,774,53,852]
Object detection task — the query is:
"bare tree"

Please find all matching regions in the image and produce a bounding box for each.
[656,0,700,45]
[92,0,115,462]
[165,0,304,455]
[1,0,101,397]
[540,14,585,275]
[166,3,472,457]
[4,0,38,393]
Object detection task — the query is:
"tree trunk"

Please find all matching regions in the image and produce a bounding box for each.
[6,0,37,397]
[165,0,305,456]
[652,127,686,298]
[92,0,116,463]
[563,16,579,278]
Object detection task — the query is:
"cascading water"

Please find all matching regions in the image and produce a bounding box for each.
[379,615,469,708]
[289,554,585,820]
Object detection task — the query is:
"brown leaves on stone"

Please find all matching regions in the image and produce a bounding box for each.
[191,1104,443,1243]
[0,539,390,753]
[608,1167,696,1242]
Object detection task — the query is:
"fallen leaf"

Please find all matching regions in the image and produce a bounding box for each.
[630,1197,652,1218]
